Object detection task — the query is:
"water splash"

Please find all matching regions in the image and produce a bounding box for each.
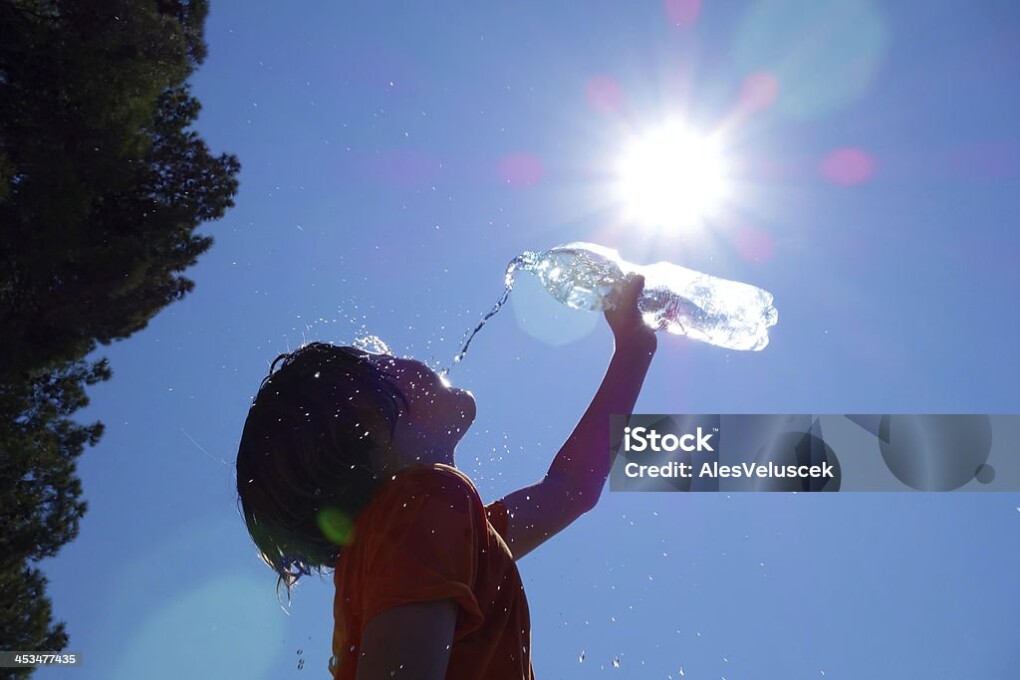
[440,252,537,376]
[352,334,391,355]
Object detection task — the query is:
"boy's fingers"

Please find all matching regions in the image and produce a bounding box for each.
[606,275,641,312]
[607,274,645,310]
[624,274,645,300]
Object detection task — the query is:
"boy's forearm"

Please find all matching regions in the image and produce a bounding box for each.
[547,338,655,511]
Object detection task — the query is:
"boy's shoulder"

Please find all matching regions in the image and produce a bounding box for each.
[382,463,481,506]
[397,463,477,494]
[362,464,487,541]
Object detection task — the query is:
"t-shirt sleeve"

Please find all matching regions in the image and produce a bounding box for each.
[484,499,510,543]
[360,470,485,642]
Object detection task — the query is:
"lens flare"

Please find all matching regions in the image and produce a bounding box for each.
[585,75,624,114]
[739,71,780,112]
[663,0,702,29]
[821,147,876,186]
[498,153,544,187]
[317,507,354,546]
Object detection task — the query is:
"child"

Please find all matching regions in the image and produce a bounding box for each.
[236,275,656,678]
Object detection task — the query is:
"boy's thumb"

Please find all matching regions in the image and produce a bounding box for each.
[627,273,645,292]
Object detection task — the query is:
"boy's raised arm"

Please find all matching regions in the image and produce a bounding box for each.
[498,275,657,560]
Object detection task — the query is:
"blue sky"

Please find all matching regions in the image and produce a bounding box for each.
[39,1,1020,678]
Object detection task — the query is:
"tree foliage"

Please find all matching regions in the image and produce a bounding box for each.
[0,0,240,661]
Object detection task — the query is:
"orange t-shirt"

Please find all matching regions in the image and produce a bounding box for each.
[330,463,534,679]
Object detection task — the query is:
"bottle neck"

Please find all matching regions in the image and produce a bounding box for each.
[504,250,540,287]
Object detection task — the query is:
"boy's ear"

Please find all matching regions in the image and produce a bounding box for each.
[352,403,397,448]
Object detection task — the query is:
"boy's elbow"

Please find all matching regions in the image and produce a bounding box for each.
[572,484,602,515]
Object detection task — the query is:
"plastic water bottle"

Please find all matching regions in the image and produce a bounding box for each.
[505,242,779,351]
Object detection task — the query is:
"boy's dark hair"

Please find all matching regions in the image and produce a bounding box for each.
[236,342,409,597]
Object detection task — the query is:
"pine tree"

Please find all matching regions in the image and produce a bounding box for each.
[0,1,240,664]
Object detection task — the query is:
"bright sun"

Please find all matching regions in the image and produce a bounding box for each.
[614,121,730,230]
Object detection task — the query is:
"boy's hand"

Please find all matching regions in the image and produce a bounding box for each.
[605,273,657,353]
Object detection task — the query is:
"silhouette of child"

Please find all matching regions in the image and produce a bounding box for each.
[236,275,656,678]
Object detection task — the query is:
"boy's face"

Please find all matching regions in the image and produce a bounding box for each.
[365,353,476,469]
